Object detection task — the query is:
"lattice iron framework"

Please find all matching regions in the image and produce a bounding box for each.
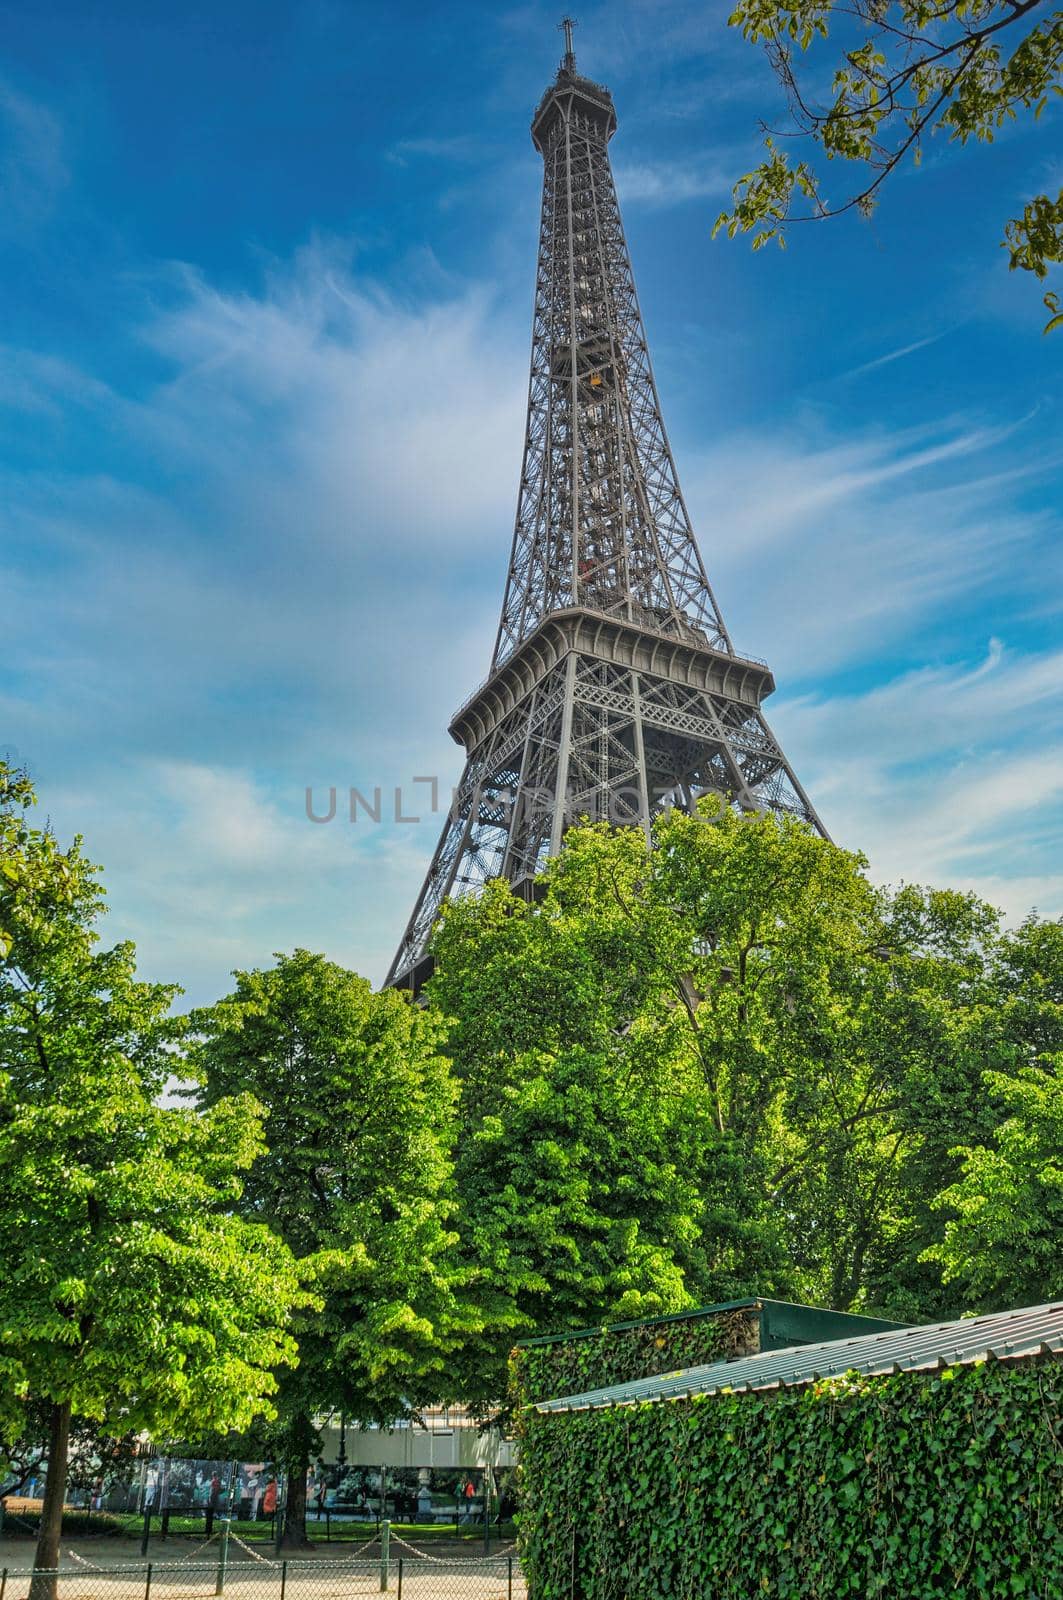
[386,35,825,991]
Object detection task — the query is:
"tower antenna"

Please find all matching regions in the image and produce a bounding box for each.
[559,15,577,72]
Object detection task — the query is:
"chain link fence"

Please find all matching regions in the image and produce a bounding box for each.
[0,1555,526,1600]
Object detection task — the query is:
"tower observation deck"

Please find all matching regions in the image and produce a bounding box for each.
[386,26,825,992]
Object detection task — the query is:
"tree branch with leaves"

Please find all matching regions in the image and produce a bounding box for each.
[716,2,1063,331]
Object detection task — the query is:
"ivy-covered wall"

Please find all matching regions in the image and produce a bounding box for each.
[519,1358,1063,1599]
[511,1305,759,1408]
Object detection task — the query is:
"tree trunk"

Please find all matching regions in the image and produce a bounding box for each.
[30,1399,71,1600]
[277,1418,314,1551]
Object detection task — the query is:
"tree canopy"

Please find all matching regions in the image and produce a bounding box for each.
[189,949,479,1543]
[0,763,303,1587]
[926,1056,1063,1305]
[716,2,1063,331]
[922,917,1063,1306]
[429,801,1063,1399]
[428,828,749,1405]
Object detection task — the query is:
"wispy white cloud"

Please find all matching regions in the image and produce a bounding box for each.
[789,639,1063,761]
[0,346,118,414]
[841,330,952,378]
[2,243,531,991]
[3,243,522,765]
[386,135,486,167]
[683,413,1061,678]
[614,155,731,206]
[0,79,68,235]
[42,754,472,1002]
[140,248,525,560]
[777,640,1063,922]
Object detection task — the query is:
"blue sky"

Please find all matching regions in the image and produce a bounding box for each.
[2,0,1061,1004]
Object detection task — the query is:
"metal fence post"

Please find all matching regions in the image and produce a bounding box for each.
[144,1561,153,1600]
[280,1559,288,1600]
[379,1519,390,1591]
[1,1565,8,1600]
[508,1554,513,1600]
[396,1557,403,1600]
[215,1518,231,1596]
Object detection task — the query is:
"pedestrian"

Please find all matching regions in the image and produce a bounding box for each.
[262,1479,278,1522]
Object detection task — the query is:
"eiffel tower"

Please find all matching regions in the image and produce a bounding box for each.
[387,21,825,991]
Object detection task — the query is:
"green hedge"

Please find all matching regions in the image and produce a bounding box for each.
[511,1306,758,1408]
[519,1358,1063,1598]
[1,1510,126,1538]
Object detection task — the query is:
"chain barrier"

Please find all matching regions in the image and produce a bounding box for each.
[175,1528,223,1563]
[65,1525,222,1571]
[388,1532,516,1564]
[228,1529,382,1564]
[227,1533,281,1567]
[336,1533,382,1560]
[64,1550,110,1572]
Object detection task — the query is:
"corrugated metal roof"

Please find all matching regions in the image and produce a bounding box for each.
[532,1301,1063,1412]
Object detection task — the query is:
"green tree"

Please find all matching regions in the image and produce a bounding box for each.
[925,1058,1063,1306]
[978,914,1063,1069]
[922,916,1063,1307]
[0,765,303,1595]
[716,2,1063,331]
[429,810,880,1397]
[429,830,756,1405]
[754,877,1004,1319]
[431,803,1027,1371]
[628,805,996,1317]
[189,950,477,1547]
